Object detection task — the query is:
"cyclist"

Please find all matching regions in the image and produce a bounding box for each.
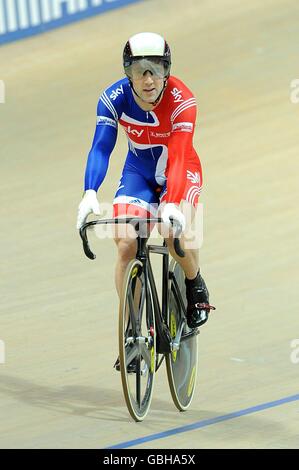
[77,32,213,331]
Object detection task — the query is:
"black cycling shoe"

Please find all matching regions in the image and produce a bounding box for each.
[114,356,137,373]
[185,272,215,328]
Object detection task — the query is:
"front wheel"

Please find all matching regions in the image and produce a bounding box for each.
[165,260,199,411]
[118,259,156,422]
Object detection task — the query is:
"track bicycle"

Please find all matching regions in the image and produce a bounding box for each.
[80,217,200,422]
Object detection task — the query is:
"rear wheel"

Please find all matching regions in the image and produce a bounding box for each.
[119,259,156,421]
[166,260,199,411]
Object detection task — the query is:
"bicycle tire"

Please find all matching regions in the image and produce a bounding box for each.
[118,259,156,421]
[165,260,198,411]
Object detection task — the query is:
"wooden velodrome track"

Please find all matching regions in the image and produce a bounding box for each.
[1,0,298,449]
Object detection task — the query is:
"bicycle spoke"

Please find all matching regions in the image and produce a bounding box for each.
[138,284,146,319]
[127,288,137,329]
[136,357,141,408]
[139,342,151,369]
[128,289,136,316]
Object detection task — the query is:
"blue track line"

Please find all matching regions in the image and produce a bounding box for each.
[107,393,299,449]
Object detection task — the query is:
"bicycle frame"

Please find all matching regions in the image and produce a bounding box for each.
[79,217,189,358]
[134,234,191,361]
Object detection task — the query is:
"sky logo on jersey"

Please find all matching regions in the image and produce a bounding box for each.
[97,116,117,128]
[110,85,124,101]
[126,126,144,138]
[171,87,184,103]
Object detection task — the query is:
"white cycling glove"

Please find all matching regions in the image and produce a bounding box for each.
[76,189,100,229]
[161,203,186,232]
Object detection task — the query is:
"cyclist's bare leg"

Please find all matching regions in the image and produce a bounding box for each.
[113,213,155,298]
[114,235,142,329]
[114,236,137,298]
[167,239,199,279]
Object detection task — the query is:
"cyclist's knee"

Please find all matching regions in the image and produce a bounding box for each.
[114,237,137,263]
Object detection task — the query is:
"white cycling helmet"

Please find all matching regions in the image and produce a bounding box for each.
[123,32,171,79]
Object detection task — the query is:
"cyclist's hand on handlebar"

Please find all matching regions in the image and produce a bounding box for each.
[76,189,100,229]
[161,203,186,232]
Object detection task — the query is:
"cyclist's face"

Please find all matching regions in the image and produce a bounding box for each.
[132,71,164,103]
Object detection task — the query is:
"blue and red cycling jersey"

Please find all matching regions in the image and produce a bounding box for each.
[84,75,202,216]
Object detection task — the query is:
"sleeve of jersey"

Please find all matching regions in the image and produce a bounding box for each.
[165,99,197,203]
[84,92,119,191]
